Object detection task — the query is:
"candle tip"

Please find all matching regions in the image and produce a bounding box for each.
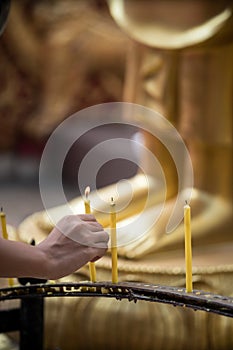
[85,186,90,199]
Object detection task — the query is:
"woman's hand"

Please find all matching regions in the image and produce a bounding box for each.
[37,214,109,279]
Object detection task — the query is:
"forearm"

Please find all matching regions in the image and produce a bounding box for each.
[0,237,48,278]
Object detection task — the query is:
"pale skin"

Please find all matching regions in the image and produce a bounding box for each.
[0,214,109,280]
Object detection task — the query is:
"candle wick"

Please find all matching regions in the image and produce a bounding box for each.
[84,186,90,200]
[1,207,3,212]
[185,200,188,205]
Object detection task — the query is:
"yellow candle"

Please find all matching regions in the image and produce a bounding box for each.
[1,208,14,287]
[84,186,91,214]
[110,198,118,283]
[184,201,193,293]
[0,208,8,240]
[84,187,96,283]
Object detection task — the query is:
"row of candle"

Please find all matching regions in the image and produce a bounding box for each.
[1,192,192,293]
[84,187,193,292]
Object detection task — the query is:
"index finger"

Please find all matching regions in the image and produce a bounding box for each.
[77,214,97,222]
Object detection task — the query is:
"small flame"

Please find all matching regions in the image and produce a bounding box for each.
[85,186,90,199]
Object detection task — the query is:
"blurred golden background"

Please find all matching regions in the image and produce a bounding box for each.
[0,1,232,349]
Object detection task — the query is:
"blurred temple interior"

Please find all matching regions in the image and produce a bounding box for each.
[0,0,137,226]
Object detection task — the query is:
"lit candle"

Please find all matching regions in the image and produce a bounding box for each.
[110,197,118,283]
[0,208,14,287]
[184,201,193,293]
[84,186,91,214]
[84,187,96,283]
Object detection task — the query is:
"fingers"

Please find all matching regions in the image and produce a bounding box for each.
[82,227,109,249]
[77,214,97,222]
[76,215,108,241]
[91,230,109,244]
[89,243,109,262]
[85,222,104,232]
[90,249,107,262]
[58,214,109,249]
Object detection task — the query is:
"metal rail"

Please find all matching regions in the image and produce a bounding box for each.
[1,281,233,317]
